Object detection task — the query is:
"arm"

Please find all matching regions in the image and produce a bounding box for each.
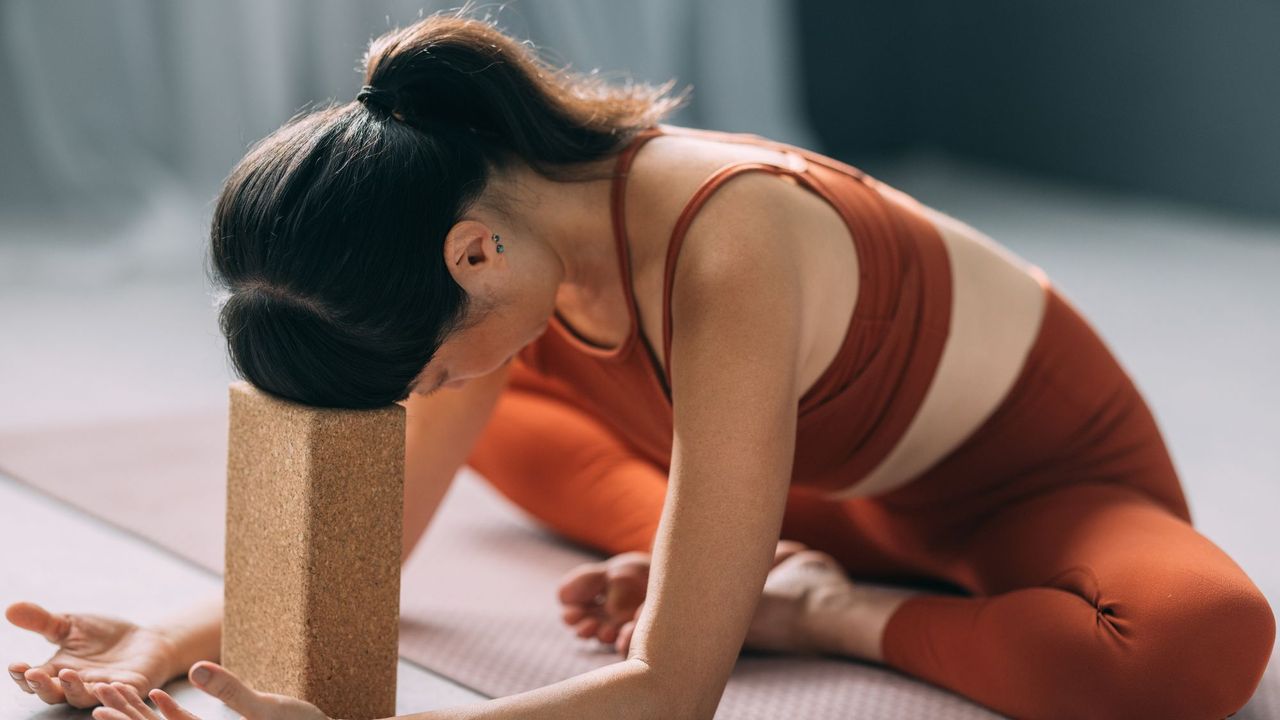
[153,184,797,719]
[393,178,803,719]
[401,358,512,560]
[623,191,801,717]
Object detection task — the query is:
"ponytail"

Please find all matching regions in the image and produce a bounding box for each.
[208,5,690,409]
[359,6,690,177]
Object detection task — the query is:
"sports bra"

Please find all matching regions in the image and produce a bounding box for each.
[509,123,952,497]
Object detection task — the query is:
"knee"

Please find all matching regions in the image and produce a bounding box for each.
[1100,579,1275,719]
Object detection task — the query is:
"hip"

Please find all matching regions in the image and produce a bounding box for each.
[869,278,1190,525]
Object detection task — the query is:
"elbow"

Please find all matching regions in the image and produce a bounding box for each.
[633,658,722,720]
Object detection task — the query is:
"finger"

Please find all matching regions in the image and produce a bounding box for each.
[114,682,161,720]
[74,672,111,701]
[556,563,608,605]
[149,688,202,720]
[4,602,73,644]
[8,662,35,694]
[93,707,132,720]
[24,666,67,704]
[189,661,266,716]
[96,683,147,720]
[58,667,101,709]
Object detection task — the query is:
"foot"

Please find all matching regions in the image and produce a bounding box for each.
[744,549,864,656]
[557,551,650,650]
[746,550,924,663]
[557,541,814,655]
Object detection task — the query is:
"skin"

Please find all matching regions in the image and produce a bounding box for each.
[7,124,1045,718]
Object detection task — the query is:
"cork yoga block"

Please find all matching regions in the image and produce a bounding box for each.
[223,380,405,720]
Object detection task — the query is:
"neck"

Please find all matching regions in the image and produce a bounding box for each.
[487,156,622,299]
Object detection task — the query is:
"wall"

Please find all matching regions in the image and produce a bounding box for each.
[798,1,1280,218]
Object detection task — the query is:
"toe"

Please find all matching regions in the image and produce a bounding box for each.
[596,620,621,644]
[790,549,842,572]
[561,605,587,625]
[574,617,600,639]
[557,563,607,605]
[616,621,636,655]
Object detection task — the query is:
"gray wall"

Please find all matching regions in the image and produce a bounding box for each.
[798,1,1280,218]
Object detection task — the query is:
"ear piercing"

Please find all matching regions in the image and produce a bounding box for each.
[492,233,504,253]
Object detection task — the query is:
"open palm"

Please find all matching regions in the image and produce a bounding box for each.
[6,601,180,707]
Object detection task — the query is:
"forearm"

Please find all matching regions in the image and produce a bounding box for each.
[150,593,223,682]
[388,658,669,720]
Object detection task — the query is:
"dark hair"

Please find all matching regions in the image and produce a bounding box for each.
[208,4,690,409]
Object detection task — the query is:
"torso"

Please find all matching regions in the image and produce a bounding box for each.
[553,125,1048,498]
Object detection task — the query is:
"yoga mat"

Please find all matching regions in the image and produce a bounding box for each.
[3,412,1274,719]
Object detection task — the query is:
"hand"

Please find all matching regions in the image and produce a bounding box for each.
[6,601,182,707]
[90,661,330,720]
[557,540,811,656]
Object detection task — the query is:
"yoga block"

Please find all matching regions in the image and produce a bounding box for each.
[222,380,404,720]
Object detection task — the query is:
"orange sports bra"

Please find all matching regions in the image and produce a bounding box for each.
[510,124,952,497]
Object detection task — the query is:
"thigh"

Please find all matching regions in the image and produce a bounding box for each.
[949,480,1257,603]
[467,384,670,556]
[471,380,953,583]
[884,480,1275,720]
[875,282,1194,561]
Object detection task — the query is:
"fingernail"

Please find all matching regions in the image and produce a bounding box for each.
[192,666,210,684]
[28,680,39,690]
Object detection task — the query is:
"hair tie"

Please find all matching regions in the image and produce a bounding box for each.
[356,84,404,121]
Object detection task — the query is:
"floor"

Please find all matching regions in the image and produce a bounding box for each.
[2,147,1277,712]
[0,469,485,716]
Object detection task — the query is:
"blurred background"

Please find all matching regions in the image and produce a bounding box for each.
[1,0,1277,606]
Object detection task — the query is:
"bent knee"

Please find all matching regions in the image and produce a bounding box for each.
[1099,579,1275,718]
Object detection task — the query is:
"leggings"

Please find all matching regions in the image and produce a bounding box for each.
[465,282,1275,720]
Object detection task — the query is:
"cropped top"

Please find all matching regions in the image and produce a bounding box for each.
[508,124,952,497]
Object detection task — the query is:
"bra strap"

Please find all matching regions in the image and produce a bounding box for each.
[659,161,812,390]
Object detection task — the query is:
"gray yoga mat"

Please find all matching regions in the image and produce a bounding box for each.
[2,411,1274,719]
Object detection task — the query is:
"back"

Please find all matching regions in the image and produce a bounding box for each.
[510,124,952,496]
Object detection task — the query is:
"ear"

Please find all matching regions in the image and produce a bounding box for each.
[442,220,502,291]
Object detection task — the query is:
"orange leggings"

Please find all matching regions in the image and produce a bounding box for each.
[465,284,1275,720]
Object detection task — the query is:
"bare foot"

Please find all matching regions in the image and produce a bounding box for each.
[557,552,650,649]
[744,549,863,655]
[747,550,925,663]
[558,541,813,655]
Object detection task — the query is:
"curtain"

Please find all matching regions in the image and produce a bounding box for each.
[0,0,817,236]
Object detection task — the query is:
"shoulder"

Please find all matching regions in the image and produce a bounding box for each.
[671,170,802,308]
[665,170,806,403]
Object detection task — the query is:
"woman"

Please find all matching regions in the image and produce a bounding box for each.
[7,7,1274,720]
